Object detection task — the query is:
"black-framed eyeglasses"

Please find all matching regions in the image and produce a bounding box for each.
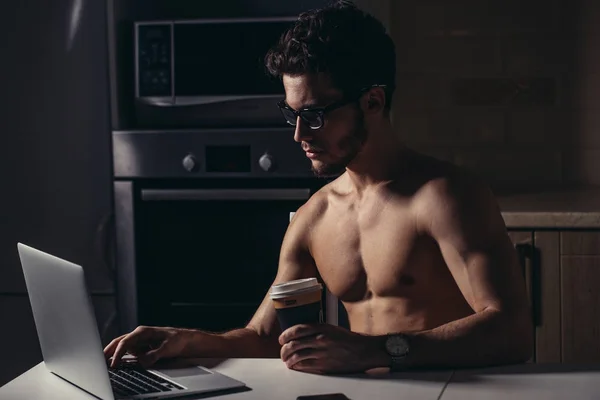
[277,84,387,130]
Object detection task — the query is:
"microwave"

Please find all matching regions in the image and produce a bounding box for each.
[134,17,296,129]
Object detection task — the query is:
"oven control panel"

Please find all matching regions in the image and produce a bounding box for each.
[113,128,314,178]
[205,145,251,173]
[182,147,274,173]
[258,153,276,172]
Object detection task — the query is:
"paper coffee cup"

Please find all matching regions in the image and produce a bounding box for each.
[270,278,323,331]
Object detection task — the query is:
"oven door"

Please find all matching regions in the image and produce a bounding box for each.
[116,180,322,333]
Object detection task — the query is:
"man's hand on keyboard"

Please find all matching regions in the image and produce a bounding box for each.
[104,326,193,368]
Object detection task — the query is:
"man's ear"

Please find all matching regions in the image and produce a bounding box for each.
[362,87,386,114]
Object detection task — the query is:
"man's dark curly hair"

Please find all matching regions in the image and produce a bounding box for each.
[265,0,396,112]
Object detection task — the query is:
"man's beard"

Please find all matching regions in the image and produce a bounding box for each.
[311,115,367,177]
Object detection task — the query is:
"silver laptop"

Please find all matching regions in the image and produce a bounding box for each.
[17,243,246,400]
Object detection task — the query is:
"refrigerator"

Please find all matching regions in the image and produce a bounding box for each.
[0,0,116,386]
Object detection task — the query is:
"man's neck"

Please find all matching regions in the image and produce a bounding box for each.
[344,121,408,194]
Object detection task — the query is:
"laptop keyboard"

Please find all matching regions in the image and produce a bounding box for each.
[108,364,185,398]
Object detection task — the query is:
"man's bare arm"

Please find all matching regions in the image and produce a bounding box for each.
[105,198,322,365]
[347,175,535,370]
[396,176,534,368]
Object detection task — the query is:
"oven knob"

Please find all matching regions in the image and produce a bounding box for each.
[182,154,198,172]
[259,153,276,172]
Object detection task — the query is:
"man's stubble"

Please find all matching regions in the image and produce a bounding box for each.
[311,112,367,177]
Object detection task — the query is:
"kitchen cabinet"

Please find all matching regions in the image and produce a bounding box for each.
[507,231,560,363]
[560,232,600,363]
[531,232,561,363]
[507,229,600,364]
[507,231,535,363]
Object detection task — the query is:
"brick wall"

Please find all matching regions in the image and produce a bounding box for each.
[386,0,597,191]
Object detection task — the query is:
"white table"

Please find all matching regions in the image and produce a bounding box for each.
[442,363,600,400]
[2,359,600,400]
[0,358,452,400]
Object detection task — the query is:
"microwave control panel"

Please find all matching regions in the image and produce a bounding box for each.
[136,24,172,97]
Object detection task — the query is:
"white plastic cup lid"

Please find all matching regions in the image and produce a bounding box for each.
[270,278,322,299]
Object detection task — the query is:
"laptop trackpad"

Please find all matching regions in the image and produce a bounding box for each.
[158,367,211,379]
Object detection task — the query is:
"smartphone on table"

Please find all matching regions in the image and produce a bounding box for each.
[296,394,349,400]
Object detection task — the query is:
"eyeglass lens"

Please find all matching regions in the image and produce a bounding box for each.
[281,108,323,129]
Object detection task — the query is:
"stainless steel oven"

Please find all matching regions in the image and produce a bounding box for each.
[112,128,345,333]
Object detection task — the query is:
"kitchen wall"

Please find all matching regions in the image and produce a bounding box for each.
[387,0,598,191]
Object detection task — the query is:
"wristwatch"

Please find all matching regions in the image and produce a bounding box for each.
[384,333,410,371]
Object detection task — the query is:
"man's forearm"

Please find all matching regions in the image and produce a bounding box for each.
[367,308,533,370]
[182,328,281,359]
[405,308,532,368]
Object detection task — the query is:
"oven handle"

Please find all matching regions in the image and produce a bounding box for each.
[141,188,312,201]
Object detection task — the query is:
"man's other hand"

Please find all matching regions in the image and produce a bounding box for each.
[279,323,387,374]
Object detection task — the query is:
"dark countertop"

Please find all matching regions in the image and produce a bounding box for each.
[497,188,600,228]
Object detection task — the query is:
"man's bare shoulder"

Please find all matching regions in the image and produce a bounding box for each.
[416,167,489,204]
[410,161,499,231]
[283,177,339,254]
[289,176,341,227]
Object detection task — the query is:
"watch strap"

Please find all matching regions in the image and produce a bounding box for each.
[389,355,409,372]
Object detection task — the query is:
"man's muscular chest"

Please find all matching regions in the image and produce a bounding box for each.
[309,196,423,302]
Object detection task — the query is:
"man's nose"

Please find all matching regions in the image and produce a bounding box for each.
[293,116,313,143]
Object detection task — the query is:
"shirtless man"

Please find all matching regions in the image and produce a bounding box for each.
[104,1,533,374]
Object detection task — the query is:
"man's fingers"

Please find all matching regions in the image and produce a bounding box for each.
[291,358,324,374]
[110,337,132,368]
[110,331,144,367]
[279,324,323,345]
[285,348,325,370]
[108,327,161,367]
[137,344,167,368]
[103,334,127,359]
[280,336,327,362]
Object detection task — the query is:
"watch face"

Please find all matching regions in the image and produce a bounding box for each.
[385,334,409,356]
